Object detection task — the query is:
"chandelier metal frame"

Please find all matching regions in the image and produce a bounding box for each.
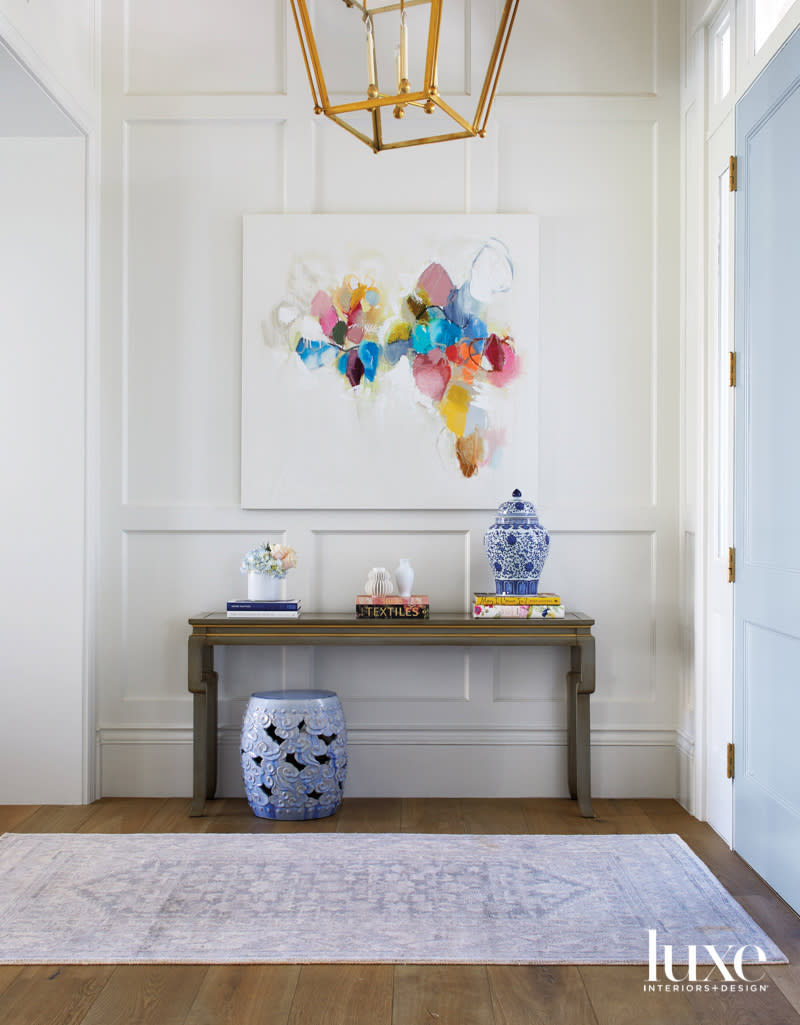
[289,0,519,153]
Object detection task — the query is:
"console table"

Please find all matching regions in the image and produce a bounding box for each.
[187,611,596,818]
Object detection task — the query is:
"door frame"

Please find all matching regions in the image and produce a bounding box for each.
[0,23,100,804]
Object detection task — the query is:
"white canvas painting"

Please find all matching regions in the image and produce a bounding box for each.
[241,214,539,509]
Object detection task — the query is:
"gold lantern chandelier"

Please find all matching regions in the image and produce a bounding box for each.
[290,0,519,153]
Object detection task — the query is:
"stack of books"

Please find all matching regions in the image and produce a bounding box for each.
[355,595,430,619]
[472,592,564,619]
[226,599,302,618]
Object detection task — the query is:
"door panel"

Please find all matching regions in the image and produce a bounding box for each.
[733,24,800,914]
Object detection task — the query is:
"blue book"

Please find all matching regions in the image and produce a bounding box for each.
[227,599,302,612]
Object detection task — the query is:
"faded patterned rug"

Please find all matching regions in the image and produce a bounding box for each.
[0,832,786,965]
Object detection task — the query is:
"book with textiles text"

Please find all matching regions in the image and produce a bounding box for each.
[356,595,430,619]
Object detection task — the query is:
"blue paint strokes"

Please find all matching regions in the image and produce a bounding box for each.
[411,323,434,354]
[444,282,482,329]
[358,340,380,382]
[427,311,461,350]
[296,338,338,369]
[463,316,488,343]
[384,337,411,365]
[464,403,489,436]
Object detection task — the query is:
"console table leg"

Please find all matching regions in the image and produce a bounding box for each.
[566,670,579,800]
[570,639,595,818]
[188,637,217,817]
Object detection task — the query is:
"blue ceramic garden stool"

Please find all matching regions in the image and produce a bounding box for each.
[240,689,348,820]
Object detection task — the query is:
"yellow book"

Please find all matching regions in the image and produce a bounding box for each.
[473,592,561,606]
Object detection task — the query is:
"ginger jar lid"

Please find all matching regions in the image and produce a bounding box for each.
[494,488,540,525]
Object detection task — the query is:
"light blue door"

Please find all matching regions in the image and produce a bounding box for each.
[733,25,800,915]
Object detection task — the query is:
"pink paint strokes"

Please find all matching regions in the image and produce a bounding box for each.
[412,348,452,402]
[285,240,522,479]
[416,262,455,306]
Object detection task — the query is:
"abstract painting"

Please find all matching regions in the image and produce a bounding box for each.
[241,214,538,509]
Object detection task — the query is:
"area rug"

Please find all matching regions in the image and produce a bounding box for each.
[0,832,786,965]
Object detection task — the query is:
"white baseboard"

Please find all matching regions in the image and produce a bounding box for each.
[97,726,679,800]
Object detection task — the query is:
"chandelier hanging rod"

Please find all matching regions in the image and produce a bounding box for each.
[343,0,430,15]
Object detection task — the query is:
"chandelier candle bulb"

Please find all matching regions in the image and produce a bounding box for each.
[400,10,408,82]
[366,19,376,88]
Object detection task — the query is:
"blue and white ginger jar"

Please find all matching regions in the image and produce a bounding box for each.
[483,488,550,595]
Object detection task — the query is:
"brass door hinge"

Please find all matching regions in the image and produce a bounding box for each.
[727,742,735,779]
[728,547,736,583]
[729,351,737,387]
[729,155,738,192]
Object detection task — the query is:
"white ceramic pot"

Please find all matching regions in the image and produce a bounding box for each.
[248,572,282,601]
[364,567,394,596]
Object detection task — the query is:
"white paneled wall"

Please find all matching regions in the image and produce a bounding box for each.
[98,1,682,799]
[0,0,96,121]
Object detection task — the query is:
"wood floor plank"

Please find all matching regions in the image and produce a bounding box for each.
[78,798,168,833]
[134,798,212,833]
[335,798,403,832]
[184,965,300,1025]
[0,966,23,999]
[0,965,115,1025]
[288,965,393,1025]
[521,798,597,834]
[461,798,529,834]
[0,807,39,833]
[203,798,283,833]
[401,797,465,833]
[393,965,494,1025]
[737,893,800,1015]
[77,966,207,1025]
[9,805,99,833]
[588,799,657,834]
[670,978,800,1025]
[488,964,598,1025]
[580,965,701,1025]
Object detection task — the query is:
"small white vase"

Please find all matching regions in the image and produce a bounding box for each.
[395,558,414,597]
[248,572,281,601]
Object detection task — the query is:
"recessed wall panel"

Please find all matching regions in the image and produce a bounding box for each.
[125,0,283,95]
[312,531,468,612]
[313,120,467,212]
[315,648,470,703]
[542,532,656,706]
[500,0,655,95]
[125,119,283,506]
[123,532,287,704]
[499,117,655,509]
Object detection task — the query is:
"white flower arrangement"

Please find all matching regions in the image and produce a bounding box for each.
[241,542,297,578]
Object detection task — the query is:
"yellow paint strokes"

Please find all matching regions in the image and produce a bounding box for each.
[441,384,471,437]
[387,320,412,343]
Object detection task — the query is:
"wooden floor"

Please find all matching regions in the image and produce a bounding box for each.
[1,797,799,1025]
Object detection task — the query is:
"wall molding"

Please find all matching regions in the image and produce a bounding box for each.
[98,725,679,748]
[97,725,680,800]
